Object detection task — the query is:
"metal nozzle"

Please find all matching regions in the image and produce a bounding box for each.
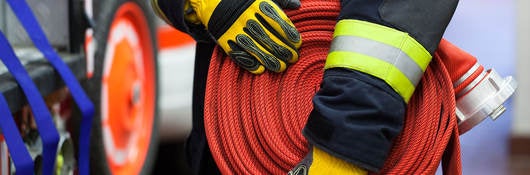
[456,69,517,134]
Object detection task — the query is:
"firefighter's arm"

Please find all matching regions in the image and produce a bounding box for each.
[151,0,302,74]
[294,0,459,174]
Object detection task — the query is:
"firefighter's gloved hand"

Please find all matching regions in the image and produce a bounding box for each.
[288,146,367,175]
[189,0,302,74]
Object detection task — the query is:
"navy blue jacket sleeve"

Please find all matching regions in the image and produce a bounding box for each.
[303,68,405,172]
[303,1,406,172]
[303,0,457,172]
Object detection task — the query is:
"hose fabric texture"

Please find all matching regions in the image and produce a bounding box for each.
[204,0,462,174]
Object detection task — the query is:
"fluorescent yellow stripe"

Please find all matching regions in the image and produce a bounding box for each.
[400,36,431,71]
[333,20,431,71]
[326,52,415,102]
[326,20,432,102]
[330,35,424,86]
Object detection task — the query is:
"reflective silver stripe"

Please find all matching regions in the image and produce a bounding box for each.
[453,63,480,88]
[330,35,424,86]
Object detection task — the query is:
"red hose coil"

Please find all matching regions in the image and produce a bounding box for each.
[204,0,462,174]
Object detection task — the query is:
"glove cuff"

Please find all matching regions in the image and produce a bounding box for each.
[308,146,367,175]
[188,0,223,27]
[183,0,202,25]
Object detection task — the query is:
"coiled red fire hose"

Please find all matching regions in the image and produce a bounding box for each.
[204,0,462,174]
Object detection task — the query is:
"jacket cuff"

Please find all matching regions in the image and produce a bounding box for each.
[303,68,405,172]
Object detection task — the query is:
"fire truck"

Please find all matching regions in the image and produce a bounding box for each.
[0,0,162,174]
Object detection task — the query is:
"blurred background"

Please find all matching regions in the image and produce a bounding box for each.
[153,0,530,174]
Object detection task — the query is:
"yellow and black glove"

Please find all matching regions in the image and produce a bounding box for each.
[288,146,367,175]
[188,0,302,74]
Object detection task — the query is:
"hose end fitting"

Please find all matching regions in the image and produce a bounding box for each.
[456,68,517,134]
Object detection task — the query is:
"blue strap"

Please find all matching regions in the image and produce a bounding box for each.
[0,94,34,175]
[0,31,58,175]
[5,0,95,175]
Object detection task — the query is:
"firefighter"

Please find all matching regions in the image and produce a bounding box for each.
[151,0,459,174]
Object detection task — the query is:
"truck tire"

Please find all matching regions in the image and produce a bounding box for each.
[84,0,159,174]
